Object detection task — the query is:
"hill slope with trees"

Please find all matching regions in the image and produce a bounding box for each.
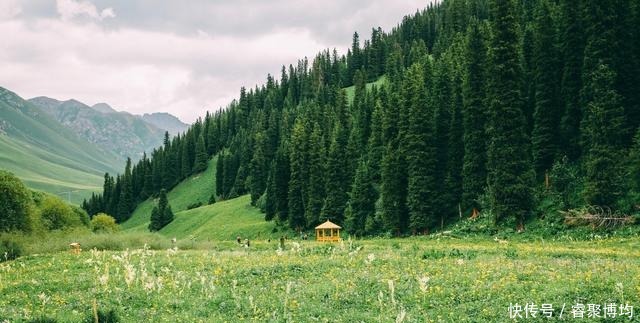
[84,0,640,236]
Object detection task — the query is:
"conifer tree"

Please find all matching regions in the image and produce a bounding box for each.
[148,189,173,231]
[582,64,625,208]
[486,0,534,229]
[531,0,561,177]
[345,158,377,236]
[559,0,584,161]
[264,162,277,221]
[288,119,309,230]
[193,133,208,173]
[461,20,487,213]
[215,153,225,198]
[321,120,350,225]
[274,142,290,222]
[305,125,325,227]
[249,132,268,205]
[404,63,437,233]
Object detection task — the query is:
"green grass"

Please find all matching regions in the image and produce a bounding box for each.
[2,237,639,322]
[121,157,218,231]
[159,195,280,240]
[344,75,387,103]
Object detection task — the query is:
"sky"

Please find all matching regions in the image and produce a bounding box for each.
[1,0,429,123]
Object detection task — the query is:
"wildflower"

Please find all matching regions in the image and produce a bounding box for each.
[388,279,396,305]
[456,259,464,265]
[395,307,406,323]
[124,264,135,287]
[417,276,430,293]
[365,253,375,265]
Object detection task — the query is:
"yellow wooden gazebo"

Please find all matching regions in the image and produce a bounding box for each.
[315,220,341,242]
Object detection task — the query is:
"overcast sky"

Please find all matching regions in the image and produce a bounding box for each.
[1,0,429,123]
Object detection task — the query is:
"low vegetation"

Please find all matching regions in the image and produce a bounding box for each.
[1,237,638,322]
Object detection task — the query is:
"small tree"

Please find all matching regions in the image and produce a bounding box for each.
[149,189,174,231]
[91,213,120,233]
[0,170,34,232]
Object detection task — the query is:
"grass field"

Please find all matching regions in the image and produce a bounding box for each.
[1,236,638,322]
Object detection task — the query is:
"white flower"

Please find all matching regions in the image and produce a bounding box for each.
[395,307,406,323]
[417,275,430,293]
[456,258,465,265]
[365,253,376,265]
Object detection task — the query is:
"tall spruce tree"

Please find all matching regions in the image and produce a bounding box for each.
[305,124,325,227]
[559,0,584,161]
[193,133,208,173]
[486,0,534,229]
[531,0,561,178]
[249,132,268,205]
[582,64,625,208]
[345,158,376,236]
[461,20,487,213]
[288,119,309,230]
[404,63,438,233]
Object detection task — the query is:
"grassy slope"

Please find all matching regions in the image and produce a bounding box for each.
[344,75,387,103]
[122,157,281,240]
[0,88,122,204]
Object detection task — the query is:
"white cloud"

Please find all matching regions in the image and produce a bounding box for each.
[2,1,429,123]
[0,0,22,21]
[56,0,115,21]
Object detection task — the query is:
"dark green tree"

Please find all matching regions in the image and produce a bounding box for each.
[486,0,534,229]
[531,0,561,177]
[582,64,625,208]
[345,158,377,236]
[193,133,208,173]
[149,189,174,231]
[461,20,487,213]
[249,132,268,205]
[404,63,438,233]
[0,170,34,232]
[305,125,325,227]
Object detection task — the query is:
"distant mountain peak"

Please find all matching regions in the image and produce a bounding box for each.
[91,102,117,114]
[142,112,189,135]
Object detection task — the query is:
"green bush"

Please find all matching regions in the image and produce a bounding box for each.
[186,202,203,210]
[72,205,91,227]
[0,170,35,232]
[0,237,23,262]
[91,213,119,233]
[40,196,80,230]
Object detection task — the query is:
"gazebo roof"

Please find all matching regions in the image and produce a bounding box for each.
[315,220,342,229]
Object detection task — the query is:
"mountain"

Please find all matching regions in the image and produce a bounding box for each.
[91,102,117,114]
[142,112,189,135]
[29,96,166,160]
[0,87,121,204]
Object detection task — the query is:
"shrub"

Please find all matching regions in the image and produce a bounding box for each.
[40,196,80,230]
[0,237,23,262]
[0,170,35,232]
[72,205,91,227]
[186,201,203,210]
[91,213,119,233]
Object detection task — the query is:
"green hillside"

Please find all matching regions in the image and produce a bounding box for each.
[0,87,122,204]
[122,157,281,240]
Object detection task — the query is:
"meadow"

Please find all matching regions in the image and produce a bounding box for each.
[1,236,639,322]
